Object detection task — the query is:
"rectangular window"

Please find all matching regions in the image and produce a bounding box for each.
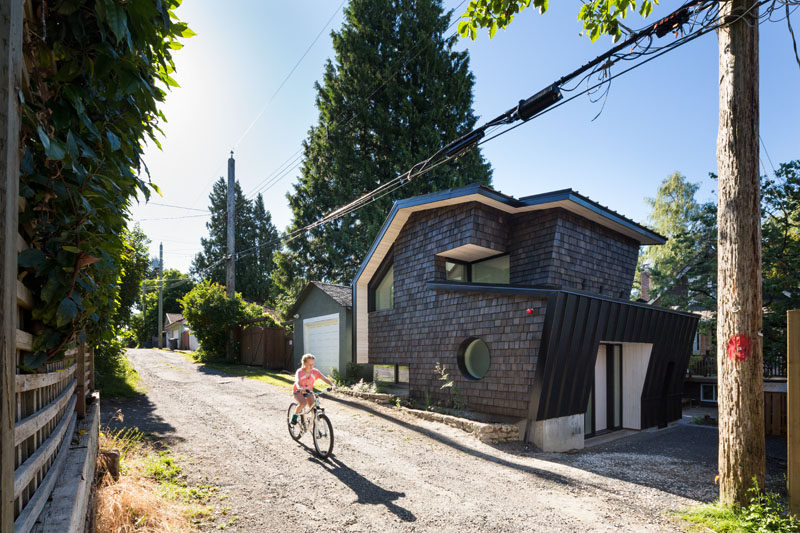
[700,383,717,403]
[471,255,510,284]
[373,265,394,310]
[445,261,467,281]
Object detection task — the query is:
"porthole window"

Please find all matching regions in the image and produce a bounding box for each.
[458,338,490,380]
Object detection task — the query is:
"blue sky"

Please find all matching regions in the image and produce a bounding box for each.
[132,0,800,273]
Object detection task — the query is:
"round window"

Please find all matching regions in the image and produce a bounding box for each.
[460,338,490,380]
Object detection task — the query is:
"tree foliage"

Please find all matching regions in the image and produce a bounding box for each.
[179,281,266,361]
[17,0,190,369]
[273,0,492,310]
[114,224,151,329]
[458,0,656,41]
[761,160,800,365]
[135,269,194,346]
[641,172,717,312]
[191,179,280,304]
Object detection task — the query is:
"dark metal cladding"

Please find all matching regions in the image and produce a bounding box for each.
[535,291,698,427]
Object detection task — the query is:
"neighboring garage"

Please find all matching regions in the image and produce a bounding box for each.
[289,282,353,375]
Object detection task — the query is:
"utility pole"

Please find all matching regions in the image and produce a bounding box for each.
[141,279,146,345]
[226,152,236,361]
[158,243,164,349]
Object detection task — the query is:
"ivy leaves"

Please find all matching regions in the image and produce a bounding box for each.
[18,0,190,368]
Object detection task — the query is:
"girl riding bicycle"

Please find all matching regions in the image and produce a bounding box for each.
[291,353,335,425]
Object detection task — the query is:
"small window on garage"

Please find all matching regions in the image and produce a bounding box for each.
[700,383,717,403]
[471,255,510,284]
[458,338,491,380]
[445,261,467,281]
[373,265,394,310]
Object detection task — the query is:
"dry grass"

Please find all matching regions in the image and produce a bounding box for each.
[95,424,215,532]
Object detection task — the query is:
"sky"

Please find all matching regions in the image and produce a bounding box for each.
[131,0,800,274]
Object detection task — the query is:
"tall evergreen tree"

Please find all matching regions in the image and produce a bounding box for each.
[191,178,280,304]
[274,0,492,303]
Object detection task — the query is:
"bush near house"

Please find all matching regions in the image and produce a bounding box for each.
[179,281,265,361]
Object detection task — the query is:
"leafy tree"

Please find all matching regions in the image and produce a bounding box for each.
[459,0,767,506]
[641,172,717,313]
[17,0,190,370]
[179,281,266,361]
[761,161,800,367]
[136,269,194,346]
[191,180,279,304]
[274,0,492,305]
[113,224,151,329]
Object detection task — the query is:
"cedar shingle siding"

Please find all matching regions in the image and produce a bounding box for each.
[368,202,640,418]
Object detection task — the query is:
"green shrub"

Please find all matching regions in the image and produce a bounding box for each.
[679,482,800,532]
[179,281,268,362]
[95,334,139,397]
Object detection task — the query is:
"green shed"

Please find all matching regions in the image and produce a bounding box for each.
[289,282,353,376]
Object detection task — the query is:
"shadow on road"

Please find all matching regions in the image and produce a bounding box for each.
[326,395,572,486]
[101,391,183,446]
[308,455,416,522]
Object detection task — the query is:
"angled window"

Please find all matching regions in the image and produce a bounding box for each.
[372,265,394,311]
[471,255,510,284]
[445,261,467,282]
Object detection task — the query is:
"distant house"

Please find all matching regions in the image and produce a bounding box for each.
[353,184,698,451]
[163,313,199,351]
[288,282,353,375]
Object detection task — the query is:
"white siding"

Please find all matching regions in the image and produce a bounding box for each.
[620,342,653,430]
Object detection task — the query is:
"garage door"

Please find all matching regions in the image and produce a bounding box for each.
[303,314,340,375]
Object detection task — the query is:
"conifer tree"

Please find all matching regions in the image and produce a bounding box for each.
[274,0,492,302]
[192,179,280,304]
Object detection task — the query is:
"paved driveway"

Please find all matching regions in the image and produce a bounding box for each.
[101,349,780,532]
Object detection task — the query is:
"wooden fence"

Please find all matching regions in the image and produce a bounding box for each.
[764,390,787,438]
[12,231,96,532]
[238,325,292,370]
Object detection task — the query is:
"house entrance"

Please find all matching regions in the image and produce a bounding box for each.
[584,344,623,437]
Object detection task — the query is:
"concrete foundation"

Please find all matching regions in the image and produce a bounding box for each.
[530,414,584,452]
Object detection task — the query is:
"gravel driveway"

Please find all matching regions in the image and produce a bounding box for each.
[102,348,733,532]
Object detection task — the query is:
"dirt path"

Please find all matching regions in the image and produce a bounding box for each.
[102,349,702,532]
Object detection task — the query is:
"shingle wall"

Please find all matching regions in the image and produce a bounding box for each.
[367,202,641,418]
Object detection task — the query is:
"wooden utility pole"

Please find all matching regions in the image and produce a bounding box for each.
[0,0,22,528]
[157,243,164,349]
[789,310,800,515]
[716,0,764,507]
[226,152,235,361]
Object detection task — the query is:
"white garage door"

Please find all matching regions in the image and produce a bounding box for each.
[303,313,340,375]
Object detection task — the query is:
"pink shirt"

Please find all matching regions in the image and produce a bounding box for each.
[294,368,323,393]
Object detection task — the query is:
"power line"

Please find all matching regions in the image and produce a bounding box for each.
[232,0,347,151]
[146,202,209,212]
[193,0,776,283]
[243,0,468,201]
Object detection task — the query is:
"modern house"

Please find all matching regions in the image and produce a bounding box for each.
[353,184,698,451]
[163,313,199,351]
[289,281,353,375]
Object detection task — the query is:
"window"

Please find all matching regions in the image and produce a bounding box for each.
[472,255,510,284]
[444,254,510,284]
[700,383,717,403]
[458,338,491,380]
[373,265,394,310]
[445,261,467,281]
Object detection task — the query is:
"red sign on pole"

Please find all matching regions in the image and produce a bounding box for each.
[726,334,752,362]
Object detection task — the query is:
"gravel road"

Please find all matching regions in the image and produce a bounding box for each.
[102,348,718,533]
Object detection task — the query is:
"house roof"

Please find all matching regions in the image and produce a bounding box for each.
[352,184,667,363]
[164,313,184,326]
[288,281,353,318]
[354,184,664,287]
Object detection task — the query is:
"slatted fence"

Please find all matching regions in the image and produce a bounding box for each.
[239,325,292,370]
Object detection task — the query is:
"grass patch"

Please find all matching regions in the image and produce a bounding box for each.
[677,487,800,533]
[95,352,141,398]
[96,425,219,531]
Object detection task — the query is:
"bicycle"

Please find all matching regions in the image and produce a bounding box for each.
[287,387,334,458]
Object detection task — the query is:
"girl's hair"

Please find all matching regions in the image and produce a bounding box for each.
[301,353,316,364]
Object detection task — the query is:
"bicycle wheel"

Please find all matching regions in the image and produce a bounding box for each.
[312,413,334,458]
[287,403,302,441]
